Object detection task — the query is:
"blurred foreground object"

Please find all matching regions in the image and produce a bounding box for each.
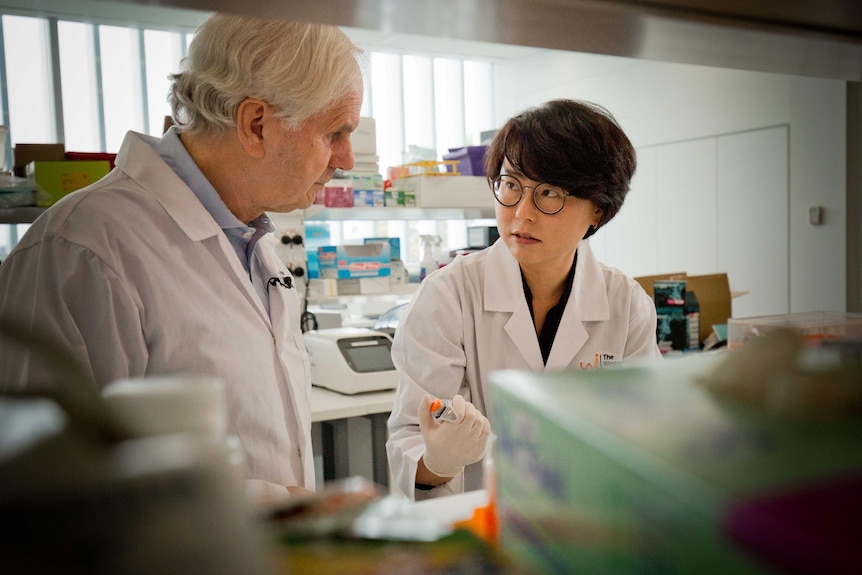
[0,392,268,574]
[268,477,521,574]
[491,345,862,575]
[0,319,267,575]
[699,329,862,417]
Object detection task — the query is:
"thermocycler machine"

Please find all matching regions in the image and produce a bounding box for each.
[302,327,399,394]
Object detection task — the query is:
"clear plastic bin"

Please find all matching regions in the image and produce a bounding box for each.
[728,311,862,349]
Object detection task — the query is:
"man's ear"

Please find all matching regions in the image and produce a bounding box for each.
[236,97,267,159]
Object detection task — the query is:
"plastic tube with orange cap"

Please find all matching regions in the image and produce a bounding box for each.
[429,398,460,423]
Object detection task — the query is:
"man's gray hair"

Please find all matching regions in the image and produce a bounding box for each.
[170,13,364,136]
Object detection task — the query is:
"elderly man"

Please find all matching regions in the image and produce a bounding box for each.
[0,13,364,505]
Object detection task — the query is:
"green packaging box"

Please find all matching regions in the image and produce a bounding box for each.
[490,355,862,574]
[28,160,111,206]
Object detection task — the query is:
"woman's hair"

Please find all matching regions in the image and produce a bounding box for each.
[169,14,365,136]
[484,99,636,238]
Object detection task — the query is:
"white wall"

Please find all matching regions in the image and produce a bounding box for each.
[494,51,847,317]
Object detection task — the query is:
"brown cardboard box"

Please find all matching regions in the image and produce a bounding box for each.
[635,272,732,345]
[13,143,66,177]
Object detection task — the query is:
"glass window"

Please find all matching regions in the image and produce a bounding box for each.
[464,60,495,145]
[99,24,144,152]
[433,58,466,158]
[402,55,435,153]
[369,52,404,175]
[58,20,100,152]
[3,15,53,145]
[144,29,184,136]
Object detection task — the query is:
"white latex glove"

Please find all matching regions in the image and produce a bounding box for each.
[418,394,490,478]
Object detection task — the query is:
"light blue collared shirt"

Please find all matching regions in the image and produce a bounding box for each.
[154,127,275,311]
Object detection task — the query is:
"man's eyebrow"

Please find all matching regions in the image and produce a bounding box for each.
[333,122,357,134]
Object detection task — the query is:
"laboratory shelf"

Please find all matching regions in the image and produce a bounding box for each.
[304,206,495,221]
[304,175,496,221]
[0,207,45,224]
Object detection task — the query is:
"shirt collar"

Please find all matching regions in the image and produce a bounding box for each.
[154,127,248,231]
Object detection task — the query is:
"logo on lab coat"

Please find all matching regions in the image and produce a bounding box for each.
[579,353,620,369]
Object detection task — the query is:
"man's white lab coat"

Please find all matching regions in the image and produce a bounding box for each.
[0,131,314,497]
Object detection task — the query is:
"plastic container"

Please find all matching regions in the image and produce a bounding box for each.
[728,311,862,350]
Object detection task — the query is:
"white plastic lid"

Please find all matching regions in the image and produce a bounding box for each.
[102,375,228,438]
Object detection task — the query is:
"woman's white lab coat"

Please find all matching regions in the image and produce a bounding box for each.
[0,131,314,498]
[386,239,661,499]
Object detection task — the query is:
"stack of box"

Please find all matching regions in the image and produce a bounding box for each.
[349,117,379,175]
[348,173,385,208]
[13,143,115,207]
[636,273,733,350]
[346,117,385,208]
[314,117,384,209]
[304,224,331,279]
[654,279,688,352]
[316,242,391,295]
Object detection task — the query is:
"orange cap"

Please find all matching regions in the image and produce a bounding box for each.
[430,398,442,412]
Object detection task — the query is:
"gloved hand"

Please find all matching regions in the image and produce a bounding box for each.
[418,394,490,478]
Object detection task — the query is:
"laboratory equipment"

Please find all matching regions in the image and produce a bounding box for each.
[419,234,440,281]
[430,398,459,422]
[303,327,398,394]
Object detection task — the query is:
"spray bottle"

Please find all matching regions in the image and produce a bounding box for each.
[419,234,437,281]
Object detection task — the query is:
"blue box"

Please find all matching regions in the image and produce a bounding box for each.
[353,189,385,207]
[364,237,400,261]
[305,224,331,279]
[317,243,391,279]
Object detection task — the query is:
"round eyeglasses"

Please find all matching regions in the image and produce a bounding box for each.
[491,175,570,215]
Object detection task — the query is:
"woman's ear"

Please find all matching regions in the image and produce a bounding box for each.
[592,207,604,228]
[236,97,268,159]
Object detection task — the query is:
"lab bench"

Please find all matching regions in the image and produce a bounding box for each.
[310,385,396,491]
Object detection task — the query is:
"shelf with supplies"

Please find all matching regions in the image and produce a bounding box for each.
[303,206,495,221]
[0,207,46,224]
[304,175,495,221]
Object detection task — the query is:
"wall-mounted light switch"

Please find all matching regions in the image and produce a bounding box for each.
[809,206,823,225]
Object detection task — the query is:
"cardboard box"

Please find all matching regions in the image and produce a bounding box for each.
[317,243,391,279]
[490,356,862,575]
[13,143,66,177]
[28,160,111,206]
[636,272,732,345]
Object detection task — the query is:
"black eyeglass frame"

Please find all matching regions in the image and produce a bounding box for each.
[490,174,572,215]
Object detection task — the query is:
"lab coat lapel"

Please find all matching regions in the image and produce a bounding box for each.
[484,241,545,370]
[117,131,271,326]
[257,234,295,345]
[257,235,312,441]
[546,240,610,370]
